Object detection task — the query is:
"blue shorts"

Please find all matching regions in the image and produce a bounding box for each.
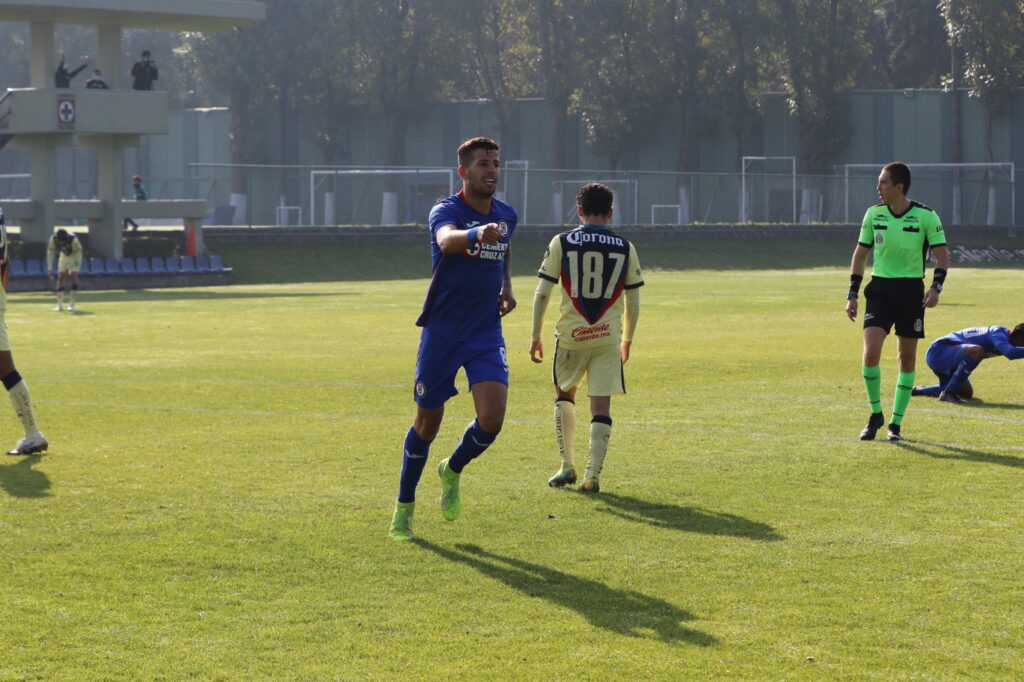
[413,329,509,408]
[925,340,965,382]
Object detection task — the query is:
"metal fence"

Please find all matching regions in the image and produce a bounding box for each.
[8,163,1014,228]
[183,163,1018,228]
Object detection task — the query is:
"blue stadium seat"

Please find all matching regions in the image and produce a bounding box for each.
[78,258,91,275]
[150,256,166,273]
[196,254,212,272]
[25,259,44,277]
[209,254,231,272]
[164,256,180,272]
[104,257,122,275]
[120,258,136,275]
[10,259,25,278]
[88,257,106,275]
[180,256,196,273]
[135,256,151,274]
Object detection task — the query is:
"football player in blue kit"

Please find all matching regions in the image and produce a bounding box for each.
[912,324,1024,403]
[389,137,518,541]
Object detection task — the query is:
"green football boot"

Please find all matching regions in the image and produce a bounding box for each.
[580,476,600,494]
[389,501,415,541]
[437,457,461,521]
[547,466,577,488]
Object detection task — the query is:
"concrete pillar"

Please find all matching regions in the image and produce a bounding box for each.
[29,22,55,89]
[96,137,124,259]
[97,25,122,90]
[26,139,55,243]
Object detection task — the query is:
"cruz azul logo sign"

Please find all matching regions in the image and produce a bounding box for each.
[57,95,76,130]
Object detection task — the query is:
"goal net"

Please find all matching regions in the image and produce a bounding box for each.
[551,178,638,226]
[309,168,455,226]
[843,163,1015,226]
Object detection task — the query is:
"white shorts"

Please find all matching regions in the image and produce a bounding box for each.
[0,305,10,352]
[552,341,624,396]
[58,252,83,274]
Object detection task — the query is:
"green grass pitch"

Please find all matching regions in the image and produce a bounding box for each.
[1,265,1022,679]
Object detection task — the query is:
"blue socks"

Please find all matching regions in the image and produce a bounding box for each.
[447,419,498,474]
[944,356,979,396]
[397,427,433,503]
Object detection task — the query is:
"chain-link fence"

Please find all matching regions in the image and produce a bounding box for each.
[151,162,1014,228]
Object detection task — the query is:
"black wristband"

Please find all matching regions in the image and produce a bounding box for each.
[931,268,947,290]
[849,273,863,295]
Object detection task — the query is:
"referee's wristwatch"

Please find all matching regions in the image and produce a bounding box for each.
[930,283,943,293]
[846,291,858,300]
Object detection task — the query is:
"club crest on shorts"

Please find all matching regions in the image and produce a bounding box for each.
[914,319,922,332]
[414,381,425,397]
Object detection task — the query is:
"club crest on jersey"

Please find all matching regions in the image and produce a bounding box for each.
[875,234,884,245]
[497,221,509,237]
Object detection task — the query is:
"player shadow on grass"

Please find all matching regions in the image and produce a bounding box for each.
[962,399,1024,411]
[413,539,716,646]
[0,455,51,498]
[578,491,783,542]
[896,442,1024,469]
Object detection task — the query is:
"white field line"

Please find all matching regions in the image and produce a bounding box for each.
[34,399,1024,455]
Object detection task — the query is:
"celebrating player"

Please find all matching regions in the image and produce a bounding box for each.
[845,162,949,442]
[530,183,643,492]
[389,137,517,541]
[46,228,83,312]
[0,208,48,455]
[912,324,1024,402]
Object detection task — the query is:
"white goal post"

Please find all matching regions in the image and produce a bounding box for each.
[309,168,455,226]
[843,162,1015,225]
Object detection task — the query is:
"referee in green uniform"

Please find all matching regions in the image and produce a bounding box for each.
[845,162,949,442]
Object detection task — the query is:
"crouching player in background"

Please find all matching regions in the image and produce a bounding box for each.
[0,208,47,455]
[47,228,83,312]
[912,324,1024,402]
[530,183,643,493]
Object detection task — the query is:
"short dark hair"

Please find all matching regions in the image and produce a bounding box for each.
[55,228,68,241]
[142,50,151,58]
[883,162,911,194]
[1010,323,1024,345]
[457,137,499,167]
[576,183,614,217]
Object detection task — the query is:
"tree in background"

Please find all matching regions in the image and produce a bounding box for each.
[454,0,541,156]
[773,0,870,220]
[941,0,1024,224]
[569,0,669,170]
[859,0,949,89]
[535,0,583,170]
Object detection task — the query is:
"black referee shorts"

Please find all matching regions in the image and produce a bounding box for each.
[863,277,926,338]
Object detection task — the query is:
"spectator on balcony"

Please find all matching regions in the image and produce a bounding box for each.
[54,53,89,88]
[85,69,109,90]
[130,50,158,91]
[124,175,148,231]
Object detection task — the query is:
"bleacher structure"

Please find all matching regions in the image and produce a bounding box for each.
[5,254,233,292]
[0,0,264,264]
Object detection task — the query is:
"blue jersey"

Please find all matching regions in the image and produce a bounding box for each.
[933,326,1024,360]
[415,191,517,347]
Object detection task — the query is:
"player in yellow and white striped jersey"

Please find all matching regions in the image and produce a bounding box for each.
[0,207,48,455]
[530,183,643,493]
[46,228,84,312]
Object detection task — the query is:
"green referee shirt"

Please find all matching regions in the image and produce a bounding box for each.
[858,201,946,278]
